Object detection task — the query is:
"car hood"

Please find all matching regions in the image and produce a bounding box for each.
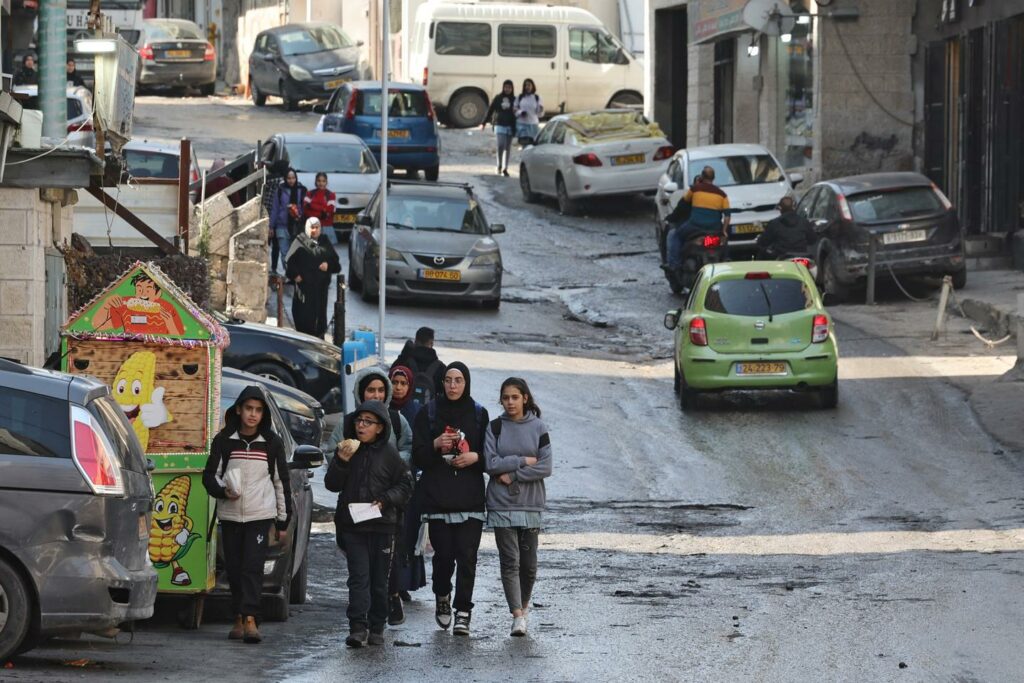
[381,229,498,255]
[722,180,790,211]
[296,171,378,199]
[286,47,361,72]
[226,318,340,349]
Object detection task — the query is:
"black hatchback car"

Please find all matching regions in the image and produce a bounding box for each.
[0,360,157,662]
[248,23,369,111]
[797,172,966,302]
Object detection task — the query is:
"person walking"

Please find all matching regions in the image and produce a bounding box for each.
[394,326,446,403]
[482,80,517,176]
[202,385,292,644]
[665,166,731,276]
[285,217,340,337]
[262,160,289,274]
[412,362,489,636]
[514,78,544,146]
[757,195,817,259]
[303,172,338,245]
[270,168,307,273]
[484,377,552,637]
[324,400,413,648]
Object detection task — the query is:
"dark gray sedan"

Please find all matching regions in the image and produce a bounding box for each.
[136,19,217,95]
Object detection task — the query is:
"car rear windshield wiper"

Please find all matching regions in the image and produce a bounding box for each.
[758,282,773,322]
[386,222,415,230]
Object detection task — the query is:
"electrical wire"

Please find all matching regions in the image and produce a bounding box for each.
[5,115,95,166]
[884,263,931,302]
[832,21,914,128]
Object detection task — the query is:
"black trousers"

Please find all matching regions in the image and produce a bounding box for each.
[341,531,395,632]
[220,519,272,618]
[428,518,483,613]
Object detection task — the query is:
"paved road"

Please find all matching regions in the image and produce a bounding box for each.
[9,94,1023,681]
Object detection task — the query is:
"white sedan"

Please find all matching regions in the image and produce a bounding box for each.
[519,110,674,216]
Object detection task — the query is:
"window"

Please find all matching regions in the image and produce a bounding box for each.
[356,90,429,117]
[286,142,378,174]
[534,123,555,145]
[550,123,565,145]
[498,25,556,58]
[145,21,204,41]
[781,1,814,168]
[704,278,812,316]
[125,150,180,179]
[797,187,819,218]
[0,389,70,458]
[847,187,946,222]
[67,97,83,120]
[809,188,834,221]
[255,34,268,52]
[386,195,487,234]
[435,22,491,56]
[277,25,355,56]
[688,155,785,187]
[569,28,626,64]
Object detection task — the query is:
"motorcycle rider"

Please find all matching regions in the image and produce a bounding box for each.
[756,196,817,259]
[664,167,730,277]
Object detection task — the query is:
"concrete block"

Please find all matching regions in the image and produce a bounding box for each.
[227,305,267,323]
[0,188,42,211]
[0,316,34,349]
[209,279,228,309]
[227,261,268,310]
[0,246,34,279]
[0,281,32,315]
[0,212,28,244]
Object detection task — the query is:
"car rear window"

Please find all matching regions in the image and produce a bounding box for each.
[67,97,84,119]
[386,195,487,234]
[287,142,378,174]
[688,154,785,187]
[0,388,70,458]
[847,187,945,222]
[705,277,812,316]
[356,90,429,117]
[125,150,180,179]
[146,22,204,41]
[89,396,149,473]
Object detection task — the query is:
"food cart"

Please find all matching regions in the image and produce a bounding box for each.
[61,261,229,628]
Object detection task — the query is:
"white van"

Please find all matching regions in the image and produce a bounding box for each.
[408,2,643,128]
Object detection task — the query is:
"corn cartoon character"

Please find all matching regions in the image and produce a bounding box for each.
[150,475,201,586]
[111,351,172,450]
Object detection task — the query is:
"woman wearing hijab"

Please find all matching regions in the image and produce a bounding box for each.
[388,365,421,426]
[262,160,290,273]
[285,217,340,338]
[514,78,544,146]
[482,79,517,176]
[270,168,307,272]
[412,362,489,636]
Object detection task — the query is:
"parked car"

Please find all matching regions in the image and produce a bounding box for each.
[135,18,217,95]
[0,360,157,662]
[664,260,838,411]
[519,110,673,216]
[318,81,441,181]
[222,367,325,447]
[259,132,379,240]
[215,377,323,621]
[349,180,505,308]
[122,139,201,183]
[12,84,95,148]
[655,143,804,260]
[408,1,643,127]
[214,310,344,413]
[796,172,967,302]
[248,22,369,111]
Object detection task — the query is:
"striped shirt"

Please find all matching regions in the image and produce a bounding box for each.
[683,181,730,229]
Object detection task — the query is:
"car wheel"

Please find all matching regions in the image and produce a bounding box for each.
[821,253,848,304]
[819,376,839,409]
[424,165,440,181]
[361,257,378,303]
[0,557,32,662]
[265,554,292,622]
[250,78,266,107]
[199,82,215,96]
[556,175,578,216]
[290,548,308,605]
[951,268,967,290]
[246,362,297,387]
[608,91,643,109]
[678,369,699,412]
[447,90,487,128]
[520,166,539,203]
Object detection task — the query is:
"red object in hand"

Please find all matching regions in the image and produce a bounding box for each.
[444,426,469,454]
[288,204,301,219]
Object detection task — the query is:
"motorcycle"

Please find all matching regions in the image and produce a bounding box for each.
[663,229,727,294]
[762,247,818,282]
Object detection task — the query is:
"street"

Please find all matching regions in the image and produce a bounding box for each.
[8,94,1024,681]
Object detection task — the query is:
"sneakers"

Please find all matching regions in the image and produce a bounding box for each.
[510,615,527,637]
[453,611,471,636]
[345,628,369,648]
[435,594,452,630]
[367,631,385,646]
[242,616,262,644]
[388,594,406,626]
[228,615,244,640]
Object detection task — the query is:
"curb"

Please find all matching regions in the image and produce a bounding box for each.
[951,296,1022,339]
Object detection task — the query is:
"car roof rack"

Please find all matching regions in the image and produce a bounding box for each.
[387,179,474,194]
[0,357,32,374]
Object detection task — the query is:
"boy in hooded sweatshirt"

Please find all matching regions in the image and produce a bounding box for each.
[325,400,413,647]
[203,385,293,644]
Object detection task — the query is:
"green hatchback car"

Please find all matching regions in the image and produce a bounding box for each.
[664,260,839,410]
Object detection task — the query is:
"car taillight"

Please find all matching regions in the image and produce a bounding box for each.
[70,405,124,496]
[572,152,602,167]
[689,317,708,346]
[792,257,812,270]
[138,44,153,61]
[702,234,722,248]
[346,88,358,120]
[204,43,216,61]
[745,272,771,279]
[812,314,830,343]
[422,67,429,86]
[424,90,435,121]
[930,182,953,210]
[836,193,853,221]
[653,145,675,161]
[191,168,199,183]
[70,120,93,133]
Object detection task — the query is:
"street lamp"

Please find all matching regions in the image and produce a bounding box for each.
[74,36,119,53]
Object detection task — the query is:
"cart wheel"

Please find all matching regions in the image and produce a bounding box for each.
[177,595,205,630]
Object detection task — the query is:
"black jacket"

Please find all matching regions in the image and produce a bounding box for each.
[324,400,413,534]
[484,93,517,129]
[758,211,817,256]
[394,340,445,394]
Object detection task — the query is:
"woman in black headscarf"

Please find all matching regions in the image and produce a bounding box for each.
[270,167,307,274]
[285,217,340,338]
[412,361,488,637]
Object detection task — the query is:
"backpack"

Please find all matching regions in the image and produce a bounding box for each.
[409,357,444,405]
[490,418,502,441]
[389,408,402,441]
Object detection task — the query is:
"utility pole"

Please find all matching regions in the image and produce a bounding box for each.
[39,0,68,140]
[377,0,389,365]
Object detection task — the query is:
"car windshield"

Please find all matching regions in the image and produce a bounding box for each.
[386,195,486,234]
[356,90,429,117]
[689,155,785,187]
[287,142,378,174]
[278,26,355,56]
[146,22,204,40]
[704,277,811,316]
[124,150,180,179]
[847,187,945,222]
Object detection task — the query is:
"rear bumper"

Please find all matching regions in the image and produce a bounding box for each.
[836,244,965,285]
[565,161,667,197]
[384,261,502,302]
[681,343,838,391]
[138,61,216,86]
[367,147,439,170]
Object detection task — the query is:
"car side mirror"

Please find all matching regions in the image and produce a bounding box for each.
[490,223,506,234]
[356,213,373,227]
[664,181,679,194]
[663,308,681,330]
[312,102,327,114]
[789,172,804,187]
[290,444,324,469]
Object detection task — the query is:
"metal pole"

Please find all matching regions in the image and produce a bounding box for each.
[178,138,191,253]
[276,276,285,327]
[866,233,877,306]
[931,275,952,341]
[333,274,347,346]
[377,0,389,365]
[39,0,68,140]
[1017,293,1024,371]
[306,0,312,22]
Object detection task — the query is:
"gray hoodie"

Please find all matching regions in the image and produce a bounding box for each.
[325,366,412,463]
[484,412,552,513]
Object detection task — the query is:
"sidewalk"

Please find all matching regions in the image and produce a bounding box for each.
[833,268,1024,453]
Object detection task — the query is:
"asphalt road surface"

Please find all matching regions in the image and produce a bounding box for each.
[8,93,1023,682]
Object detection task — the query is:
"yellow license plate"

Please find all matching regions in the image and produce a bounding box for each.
[733,223,764,234]
[166,49,191,58]
[325,78,347,90]
[388,129,411,139]
[334,212,357,224]
[611,153,645,166]
[736,362,787,375]
[422,269,461,281]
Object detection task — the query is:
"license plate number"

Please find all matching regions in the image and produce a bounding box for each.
[376,129,411,139]
[165,49,191,58]
[736,362,787,375]
[733,223,763,234]
[138,514,149,540]
[325,78,347,90]
[334,212,357,224]
[882,229,927,245]
[611,153,645,166]
[421,269,461,281]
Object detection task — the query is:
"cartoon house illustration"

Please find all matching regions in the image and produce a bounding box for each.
[61,261,229,598]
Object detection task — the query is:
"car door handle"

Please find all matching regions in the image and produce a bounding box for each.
[551,61,555,70]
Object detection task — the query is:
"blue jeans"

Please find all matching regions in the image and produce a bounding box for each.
[275,229,292,273]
